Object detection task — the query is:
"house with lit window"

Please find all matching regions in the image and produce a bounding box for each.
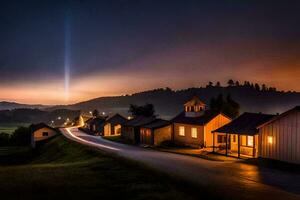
[103,114,127,136]
[171,96,231,148]
[257,106,300,164]
[212,113,275,158]
[84,116,107,136]
[122,116,156,144]
[140,119,172,146]
[30,123,58,148]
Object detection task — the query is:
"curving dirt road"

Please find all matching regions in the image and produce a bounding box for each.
[61,127,300,200]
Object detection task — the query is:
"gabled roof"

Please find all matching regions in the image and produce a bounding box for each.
[172,110,228,126]
[124,116,156,127]
[257,106,300,128]
[142,119,171,129]
[86,116,106,125]
[106,114,127,125]
[30,123,57,132]
[213,112,275,135]
[184,96,206,107]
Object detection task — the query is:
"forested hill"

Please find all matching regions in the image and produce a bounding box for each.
[48,82,300,119]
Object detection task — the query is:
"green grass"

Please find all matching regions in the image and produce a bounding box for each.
[103,135,133,144]
[0,135,221,200]
[0,123,30,134]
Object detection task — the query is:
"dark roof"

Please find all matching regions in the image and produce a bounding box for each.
[257,106,300,128]
[124,116,156,127]
[213,112,275,135]
[142,119,171,129]
[171,110,228,126]
[106,114,127,125]
[86,117,106,125]
[30,123,57,132]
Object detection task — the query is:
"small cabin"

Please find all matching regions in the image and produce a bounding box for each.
[103,114,127,136]
[172,96,231,148]
[122,116,156,144]
[140,119,172,146]
[84,116,107,135]
[30,123,58,147]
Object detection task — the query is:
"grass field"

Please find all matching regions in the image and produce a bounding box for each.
[0,135,221,200]
[0,123,30,134]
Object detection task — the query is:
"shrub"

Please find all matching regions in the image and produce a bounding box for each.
[0,133,11,146]
[10,127,31,146]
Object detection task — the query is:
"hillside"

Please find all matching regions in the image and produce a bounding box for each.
[49,86,300,119]
[0,101,47,110]
[0,135,211,200]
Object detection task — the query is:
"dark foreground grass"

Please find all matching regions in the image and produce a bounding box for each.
[0,135,222,200]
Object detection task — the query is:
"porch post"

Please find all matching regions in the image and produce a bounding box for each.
[238,135,240,158]
[225,133,228,156]
[213,132,215,153]
[253,135,256,157]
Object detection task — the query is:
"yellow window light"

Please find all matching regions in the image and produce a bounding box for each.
[267,136,273,144]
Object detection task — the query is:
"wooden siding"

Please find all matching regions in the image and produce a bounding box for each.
[173,123,204,147]
[259,110,300,164]
[34,127,57,142]
[204,114,231,148]
[153,125,172,146]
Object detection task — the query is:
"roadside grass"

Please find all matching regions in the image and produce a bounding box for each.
[103,135,133,144]
[0,123,30,134]
[0,135,222,200]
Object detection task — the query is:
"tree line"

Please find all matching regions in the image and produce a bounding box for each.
[206,79,277,92]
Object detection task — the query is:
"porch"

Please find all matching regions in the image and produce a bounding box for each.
[212,132,258,158]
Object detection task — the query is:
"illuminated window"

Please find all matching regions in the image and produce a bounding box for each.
[268,136,273,144]
[217,135,226,143]
[247,136,253,147]
[42,132,48,137]
[241,135,247,146]
[179,126,185,136]
[191,128,197,138]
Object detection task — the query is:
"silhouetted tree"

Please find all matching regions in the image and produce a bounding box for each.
[129,104,155,117]
[262,84,267,91]
[207,81,213,87]
[235,81,240,86]
[10,126,31,146]
[254,83,260,91]
[215,81,221,87]
[92,109,99,117]
[227,79,234,87]
[210,94,240,119]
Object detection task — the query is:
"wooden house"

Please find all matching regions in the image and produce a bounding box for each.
[172,96,231,148]
[122,116,156,144]
[257,106,300,164]
[212,113,275,158]
[84,116,107,136]
[103,114,127,136]
[30,123,58,147]
[140,119,172,146]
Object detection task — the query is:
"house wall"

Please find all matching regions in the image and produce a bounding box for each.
[173,123,204,147]
[140,128,152,145]
[113,124,122,135]
[204,114,231,148]
[154,125,172,146]
[104,123,111,136]
[259,110,300,164]
[34,127,57,142]
[121,126,135,141]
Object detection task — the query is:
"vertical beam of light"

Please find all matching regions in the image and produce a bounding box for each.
[64,9,71,102]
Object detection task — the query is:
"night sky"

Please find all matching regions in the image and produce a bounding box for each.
[0,0,299,104]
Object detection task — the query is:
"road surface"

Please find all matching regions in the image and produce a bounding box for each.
[61,127,300,200]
